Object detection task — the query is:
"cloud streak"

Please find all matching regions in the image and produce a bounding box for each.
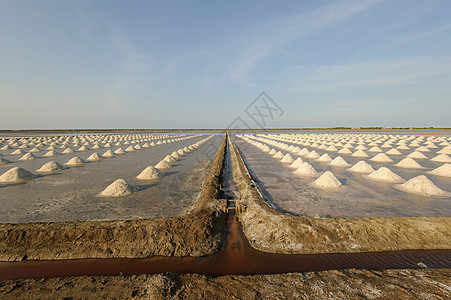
[228,0,385,84]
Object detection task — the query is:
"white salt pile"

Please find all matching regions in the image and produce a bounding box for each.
[293,162,318,177]
[136,166,163,180]
[306,150,320,159]
[395,157,424,169]
[115,148,125,154]
[29,147,40,153]
[407,151,428,159]
[351,150,369,158]
[65,157,85,166]
[77,146,88,152]
[299,148,310,156]
[155,160,172,170]
[368,146,382,153]
[102,150,115,158]
[37,161,67,173]
[386,148,402,155]
[87,153,102,162]
[44,150,58,157]
[281,153,294,163]
[427,163,451,177]
[317,153,332,162]
[313,171,342,188]
[164,155,176,164]
[62,148,74,154]
[98,179,138,197]
[347,161,375,173]
[0,167,35,183]
[364,167,404,183]
[395,175,451,198]
[177,149,185,156]
[19,153,36,161]
[370,153,393,163]
[125,146,135,152]
[430,154,451,163]
[337,148,352,155]
[11,149,24,155]
[0,145,11,150]
[329,156,350,167]
[289,157,303,169]
[171,152,181,159]
[273,151,284,159]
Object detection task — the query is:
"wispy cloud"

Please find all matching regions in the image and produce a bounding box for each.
[228,0,384,84]
[390,24,451,43]
[291,56,451,92]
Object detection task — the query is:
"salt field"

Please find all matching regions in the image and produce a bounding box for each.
[233,133,451,217]
[0,133,221,223]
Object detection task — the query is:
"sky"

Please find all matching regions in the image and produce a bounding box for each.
[0,0,450,129]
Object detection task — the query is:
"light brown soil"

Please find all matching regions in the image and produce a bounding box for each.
[0,136,228,261]
[229,136,451,254]
[1,269,449,299]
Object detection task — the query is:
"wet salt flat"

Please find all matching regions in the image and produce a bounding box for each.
[233,133,451,218]
[0,133,221,223]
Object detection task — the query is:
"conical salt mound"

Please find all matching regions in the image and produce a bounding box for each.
[136,166,163,180]
[44,150,58,157]
[351,149,369,158]
[0,167,35,183]
[177,149,185,156]
[337,148,352,155]
[171,152,181,159]
[65,156,85,166]
[115,148,125,154]
[281,153,294,163]
[155,160,171,170]
[77,146,88,152]
[317,153,332,162]
[37,161,67,173]
[19,153,36,161]
[395,175,451,198]
[125,146,135,152]
[289,157,303,169]
[370,153,393,163]
[407,151,427,159]
[427,164,451,178]
[294,162,318,177]
[329,156,350,167]
[62,148,74,154]
[102,150,115,158]
[347,161,375,173]
[430,154,451,163]
[386,148,402,155]
[306,150,320,159]
[164,155,176,164]
[99,179,138,197]
[364,167,404,183]
[11,149,24,155]
[395,157,424,169]
[29,147,40,153]
[0,145,11,150]
[268,148,277,155]
[299,148,310,156]
[0,157,12,165]
[313,171,342,188]
[273,151,284,159]
[87,153,102,162]
[142,143,150,148]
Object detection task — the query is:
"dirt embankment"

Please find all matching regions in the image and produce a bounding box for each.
[1,269,450,299]
[0,136,228,261]
[229,136,451,254]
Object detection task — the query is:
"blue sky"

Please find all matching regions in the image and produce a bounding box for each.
[0,0,450,129]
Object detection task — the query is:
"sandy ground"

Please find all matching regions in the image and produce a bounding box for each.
[1,269,449,299]
[233,136,450,218]
[229,136,451,254]
[0,135,222,222]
